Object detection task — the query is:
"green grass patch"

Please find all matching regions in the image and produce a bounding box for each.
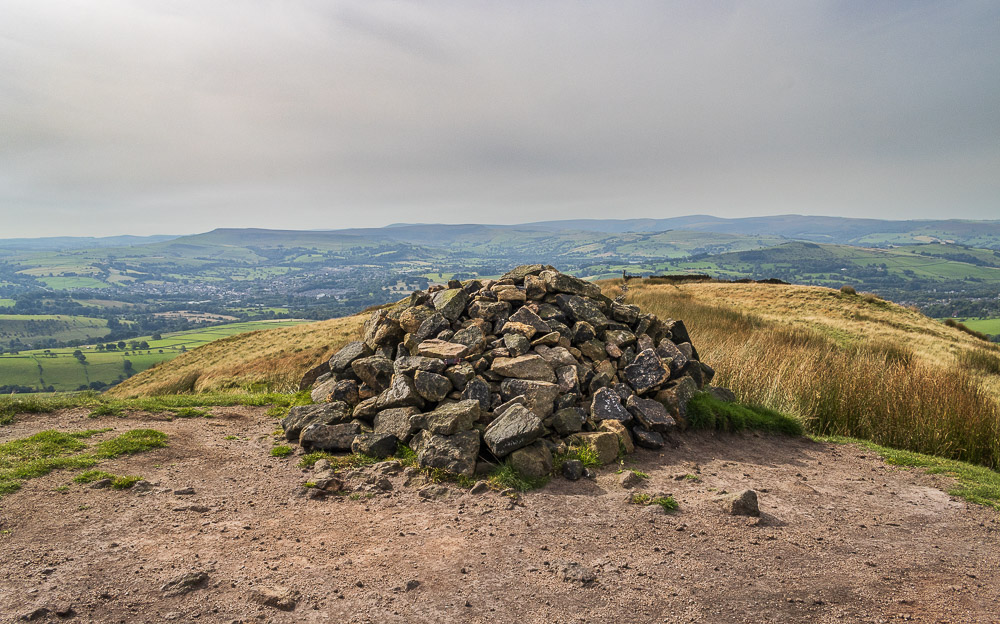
[0,428,165,497]
[270,445,293,458]
[487,460,549,492]
[297,450,379,471]
[0,390,313,426]
[629,492,679,511]
[553,444,602,472]
[72,470,143,489]
[814,435,1000,509]
[686,394,804,435]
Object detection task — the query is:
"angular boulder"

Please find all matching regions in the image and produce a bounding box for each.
[623,348,671,394]
[483,404,544,458]
[412,430,480,476]
[373,407,422,444]
[282,402,351,441]
[490,355,556,383]
[590,387,632,422]
[300,422,362,452]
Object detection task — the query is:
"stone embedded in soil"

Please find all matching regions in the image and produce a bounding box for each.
[483,404,544,458]
[282,403,352,441]
[729,489,761,517]
[250,586,300,611]
[160,571,209,597]
[299,422,362,452]
[554,561,597,584]
[562,459,584,480]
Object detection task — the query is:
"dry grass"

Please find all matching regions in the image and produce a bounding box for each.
[108,315,364,397]
[609,280,1000,468]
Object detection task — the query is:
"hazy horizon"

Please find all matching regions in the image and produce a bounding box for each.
[2,1,998,237]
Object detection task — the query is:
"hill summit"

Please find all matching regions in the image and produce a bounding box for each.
[286,265,727,478]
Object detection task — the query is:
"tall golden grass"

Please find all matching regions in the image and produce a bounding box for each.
[621,282,1000,468]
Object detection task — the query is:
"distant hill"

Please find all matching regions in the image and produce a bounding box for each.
[0,234,180,251]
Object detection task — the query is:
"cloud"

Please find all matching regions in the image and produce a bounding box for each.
[0,0,997,236]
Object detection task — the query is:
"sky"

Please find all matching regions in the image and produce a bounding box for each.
[1,1,998,238]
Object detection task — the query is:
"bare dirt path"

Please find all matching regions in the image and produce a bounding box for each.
[1,408,997,624]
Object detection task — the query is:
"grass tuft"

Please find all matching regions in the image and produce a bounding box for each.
[629,492,679,511]
[270,445,293,458]
[487,460,549,492]
[73,470,143,489]
[686,394,804,435]
[93,430,168,458]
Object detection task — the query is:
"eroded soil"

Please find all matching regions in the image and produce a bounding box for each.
[1,407,998,624]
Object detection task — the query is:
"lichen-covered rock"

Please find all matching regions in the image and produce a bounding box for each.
[568,431,619,465]
[373,407,422,443]
[623,348,671,394]
[491,355,556,383]
[432,288,469,321]
[499,379,560,418]
[590,387,632,422]
[510,441,553,478]
[328,341,373,374]
[413,370,453,402]
[461,377,491,412]
[376,373,425,410]
[352,432,398,459]
[625,395,677,432]
[352,356,394,393]
[282,403,351,441]
[483,404,544,457]
[412,430,480,476]
[417,400,479,435]
[541,270,603,299]
[548,407,586,435]
[598,419,634,454]
[300,422,362,452]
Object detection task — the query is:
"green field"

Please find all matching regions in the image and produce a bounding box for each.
[0,299,14,307]
[959,318,1000,336]
[0,319,308,392]
[0,314,110,344]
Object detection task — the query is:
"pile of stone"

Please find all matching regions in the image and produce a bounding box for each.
[285,265,729,480]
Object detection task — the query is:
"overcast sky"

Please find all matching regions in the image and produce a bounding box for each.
[1,1,998,237]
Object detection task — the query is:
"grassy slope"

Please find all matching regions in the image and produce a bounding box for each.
[0,314,110,343]
[613,279,1000,467]
[108,315,364,396]
[0,320,309,392]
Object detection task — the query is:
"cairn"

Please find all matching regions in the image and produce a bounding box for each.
[286,265,727,479]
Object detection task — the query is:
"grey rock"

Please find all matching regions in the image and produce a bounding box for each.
[351,432,399,459]
[555,365,580,394]
[493,394,527,419]
[655,338,688,372]
[309,377,339,403]
[417,400,480,435]
[282,402,350,441]
[413,370,453,402]
[351,356,394,393]
[555,294,609,329]
[299,422,362,452]
[375,373,425,410]
[619,471,644,489]
[394,356,446,375]
[508,306,551,335]
[467,300,510,321]
[549,407,586,435]
[730,489,760,517]
[451,325,486,354]
[541,271,602,299]
[353,397,379,421]
[509,441,553,479]
[503,333,531,357]
[299,360,331,390]
[499,378,560,418]
[632,426,665,449]
[363,309,403,350]
[572,321,596,344]
[625,395,677,433]
[562,459,584,480]
[374,407,422,444]
[327,379,360,407]
[444,362,476,390]
[491,355,556,383]
[707,385,737,402]
[611,302,640,324]
[461,377,491,412]
[413,430,480,476]
[623,348,671,394]
[590,387,632,422]
[413,313,451,343]
[431,288,469,321]
[328,341,373,374]
[500,264,549,282]
[483,404,544,457]
[417,339,470,360]
[469,481,490,495]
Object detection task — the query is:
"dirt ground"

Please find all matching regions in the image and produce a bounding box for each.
[1,407,998,624]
